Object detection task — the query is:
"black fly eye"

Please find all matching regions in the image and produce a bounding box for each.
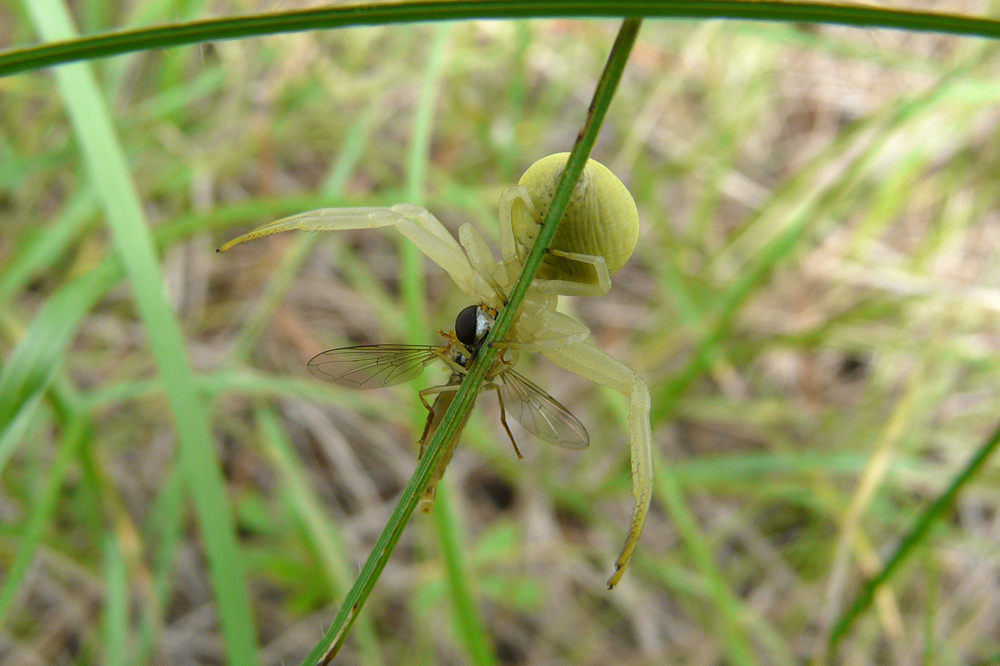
[455,305,479,347]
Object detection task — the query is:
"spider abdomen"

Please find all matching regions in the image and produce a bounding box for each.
[512,153,639,285]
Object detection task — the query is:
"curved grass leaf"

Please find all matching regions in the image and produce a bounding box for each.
[2,2,1000,78]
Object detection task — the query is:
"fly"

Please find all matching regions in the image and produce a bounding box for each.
[307,304,589,510]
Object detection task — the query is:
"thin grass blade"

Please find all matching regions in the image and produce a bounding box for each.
[302,18,643,665]
[0,415,89,625]
[24,0,258,662]
[826,422,1000,659]
[0,262,120,452]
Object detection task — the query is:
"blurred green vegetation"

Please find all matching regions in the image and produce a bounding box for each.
[3,2,1000,665]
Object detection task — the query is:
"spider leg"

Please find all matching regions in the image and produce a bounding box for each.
[218,204,490,300]
[534,249,612,297]
[459,223,508,304]
[498,184,537,268]
[495,309,591,351]
[540,340,652,589]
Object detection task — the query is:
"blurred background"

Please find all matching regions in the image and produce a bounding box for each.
[3,2,1000,664]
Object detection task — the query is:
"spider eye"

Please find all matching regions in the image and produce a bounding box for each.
[455,305,479,347]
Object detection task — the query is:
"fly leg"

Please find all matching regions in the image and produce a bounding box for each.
[485,382,523,459]
[417,385,445,457]
[416,381,467,513]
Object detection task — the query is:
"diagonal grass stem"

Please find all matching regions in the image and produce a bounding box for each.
[303,17,643,666]
[826,421,1000,660]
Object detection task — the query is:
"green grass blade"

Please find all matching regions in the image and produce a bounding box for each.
[0,261,120,447]
[0,391,45,476]
[134,466,186,666]
[4,2,1000,78]
[400,22,499,665]
[401,23,449,342]
[102,533,129,666]
[826,422,1000,659]
[302,18,643,665]
[227,101,380,362]
[0,187,96,304]
[432,483,500,666]
[0,414,89,626]
[257,407,385,666]
[653,451,757,665]
[24,1,258,663]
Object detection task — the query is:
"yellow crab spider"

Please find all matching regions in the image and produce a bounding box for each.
[219,153,652,589]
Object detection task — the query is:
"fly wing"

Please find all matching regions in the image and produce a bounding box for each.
[497,369,589,450]
[308,344,441,389]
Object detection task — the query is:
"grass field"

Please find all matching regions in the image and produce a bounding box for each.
[3,2,1000,665]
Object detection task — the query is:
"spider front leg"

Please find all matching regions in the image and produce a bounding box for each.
[217,204,492,300]
[458,223,510,305]
[540,341,653,590]
[536,248,611,296]
[497,185,533,268]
